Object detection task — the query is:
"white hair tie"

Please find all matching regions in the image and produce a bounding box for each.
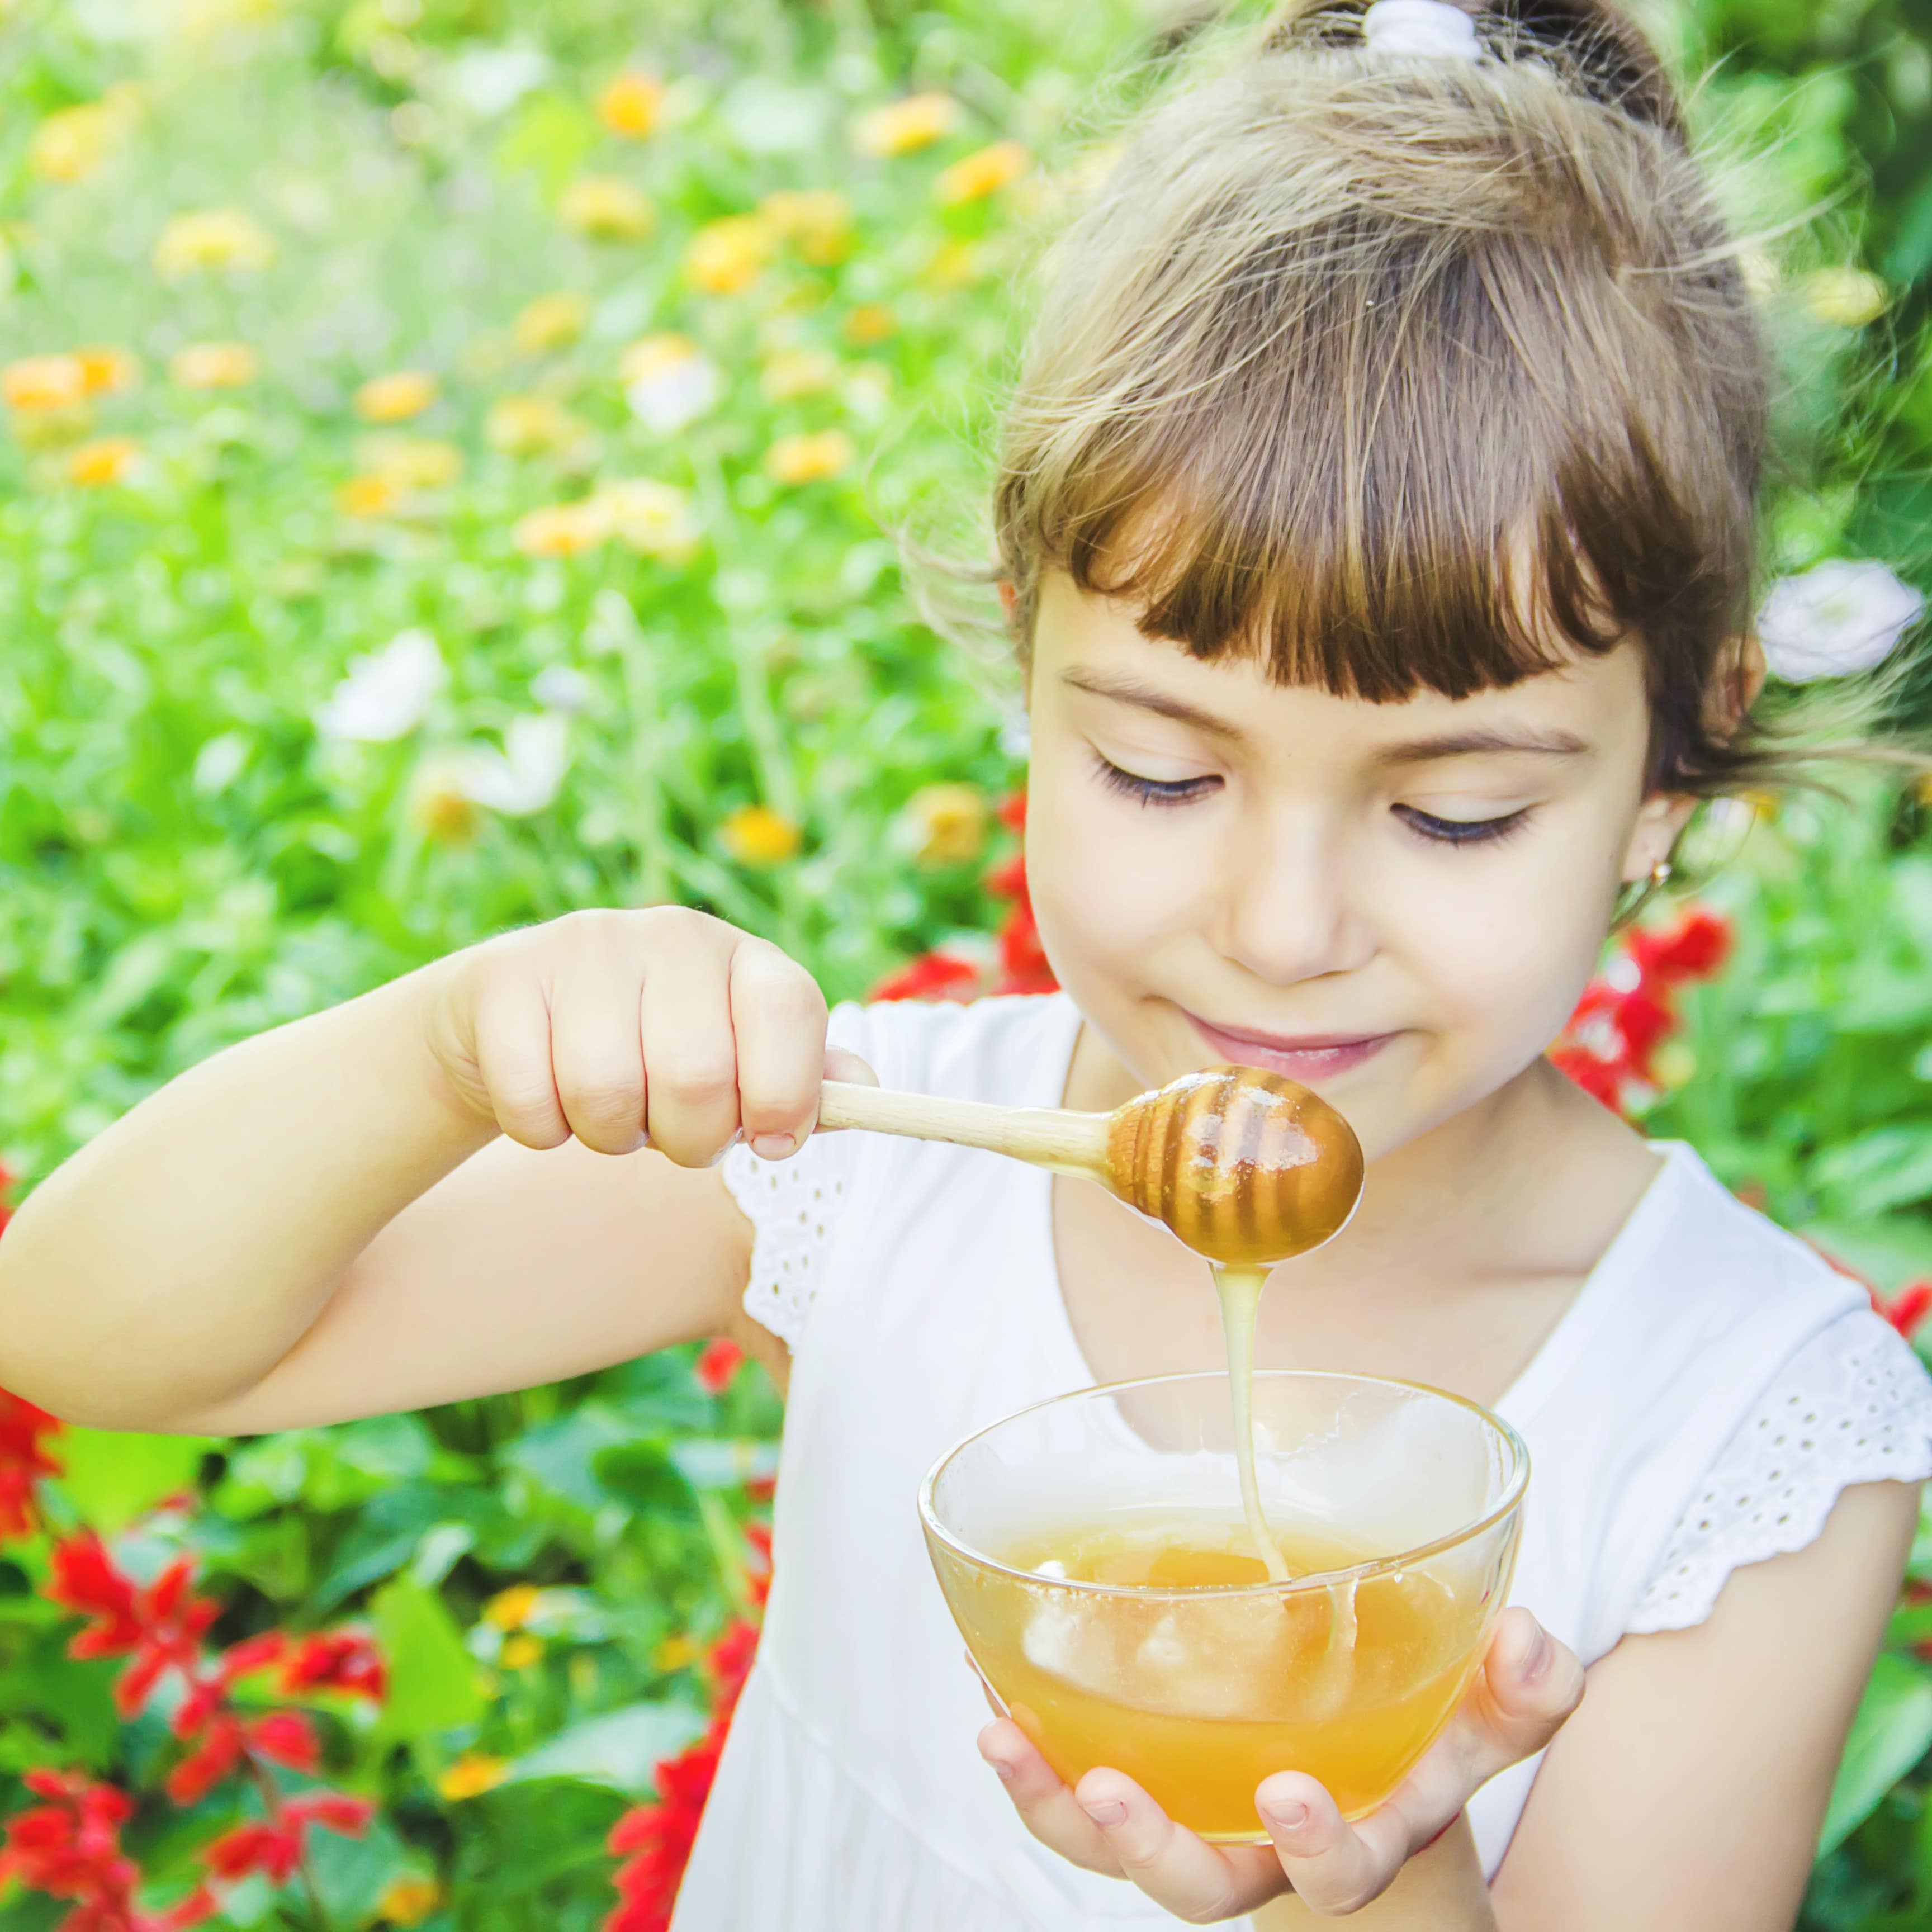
[1362,0,1483,61]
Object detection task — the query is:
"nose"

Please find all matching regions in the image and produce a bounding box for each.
[1215,808,1375,988]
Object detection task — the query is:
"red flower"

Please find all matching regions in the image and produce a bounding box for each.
[1877,1280,1932,1341]
[996,791,1026,834]
[165,1716,245,1806]
[0,1159,14,1240]
[694,1338,744,1396]
[246,1711,320,1774]
[870,950,980,1003]
[277,1628,386,1703]
[0,1388,62,1538]
[1630,908,1732,982]
[47,1540,221,1720]
[198,1792,370,1886]
[0,1769,211,1932]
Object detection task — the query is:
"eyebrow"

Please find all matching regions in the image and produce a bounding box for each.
[1061,670,1590,763]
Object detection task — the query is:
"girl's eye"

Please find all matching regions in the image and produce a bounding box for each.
[1093,754,1221,808]
[1395,804,1530,846]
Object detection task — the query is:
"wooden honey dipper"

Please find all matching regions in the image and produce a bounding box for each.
[816,1064,1364,1266]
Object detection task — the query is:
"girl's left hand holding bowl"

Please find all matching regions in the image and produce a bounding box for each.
[978,1606,1584,1922]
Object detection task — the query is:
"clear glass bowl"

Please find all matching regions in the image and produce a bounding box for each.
[920,1370,1528,1842]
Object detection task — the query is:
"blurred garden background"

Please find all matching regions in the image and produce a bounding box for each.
[2,0,1932,1926]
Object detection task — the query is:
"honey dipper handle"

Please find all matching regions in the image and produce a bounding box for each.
[816,1082,1110,1178]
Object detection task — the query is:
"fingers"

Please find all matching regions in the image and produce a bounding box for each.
[728,941,828,1160]
[1470,1607,1587,1764]
[977,1722,1120,1877]
[547,915,652,1155]
[1254,1774,1405,1916]
[639,923,741,1168]
[470,967,571,1150]
[1070,1769,1281,1924]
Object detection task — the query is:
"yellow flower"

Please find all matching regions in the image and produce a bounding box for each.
[436,1755,508,1802]
[558,176,655,242]
[336,474,406,518]
[721,804,803,866]
[593,478,700,561]
[152,208,274,277]
[653,1633,700,1673]
[75,347,140,397]
[1802,266,1887,330]
[485,395,584,459]
[66,435,145,487]
[934,140,1029,207]
[360,434,462,489]
[597,70,664,139]
[410,760,480,843]
[501,1633,544,1670]
[760,348,840,402]
[852,91,962,158]
[618,333,698,386]
[29,91,138,184]
[903,783,988,866]
[760,188,854,267]
[686,215,772,296]
[842,304,895,348]
[512,291,590,355]
[1738,249,1779,299]
[356,371,439,424]
[764,429,854,485]
[512,500,610,558]
[484,1583,544,1630]
[170,341,258,390]
[377,1876,444,1927]
[3,354,88,413]
[924,238,988,290]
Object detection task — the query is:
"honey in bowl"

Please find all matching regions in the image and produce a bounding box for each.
[921,1370,1527,1841]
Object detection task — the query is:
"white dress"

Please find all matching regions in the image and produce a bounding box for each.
[671,992,1932,1930]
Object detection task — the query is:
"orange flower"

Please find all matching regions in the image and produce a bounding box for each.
[721,805,803,866]
[501,1634,543,1670]
[484,1584,543,1630]
[512,500,610,558]
[558,176,655,241]
[921,238,986,290]
[935,140,1029,207]
[2,355,87,413]
[852,92,962,158]
[686,215,772,296]
[903,783,988,866]
[169,341,258,390]
[842,304,895,347]
[512,291,590,354]
[593,478,699,560]
[65,437,144,487]
[355,371,438,424]
[377,1877,444,1927]
[152,209,274,277]
[75,347,140,397]
[410,764,480,844]
[597,70,664,139]
[764,429,854,485]
[436,1755,508,1802]
[760,188,854,266]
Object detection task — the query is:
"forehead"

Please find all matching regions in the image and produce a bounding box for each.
[1031,570,1648,755]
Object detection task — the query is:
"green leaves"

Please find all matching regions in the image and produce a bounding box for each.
[1820,1655,1932,1858]
[54,1429,216,1533]
[371,1580,487,1743]
[503,1700,707,1796]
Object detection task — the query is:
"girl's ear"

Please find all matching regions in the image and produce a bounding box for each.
[1620,789,1698,886]
[997,579,1020,623]
[1706,631,1767,736]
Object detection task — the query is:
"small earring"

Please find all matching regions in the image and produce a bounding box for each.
[1650,859,1673,887]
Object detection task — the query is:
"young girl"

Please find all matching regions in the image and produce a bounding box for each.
[4,0,1929,1924]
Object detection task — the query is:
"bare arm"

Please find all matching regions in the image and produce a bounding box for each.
[1493,1479,1919,1930]
[0,909,844,1433]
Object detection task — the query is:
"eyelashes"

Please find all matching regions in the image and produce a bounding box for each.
[1093,753,1532,847]
[1092,753,1221,808]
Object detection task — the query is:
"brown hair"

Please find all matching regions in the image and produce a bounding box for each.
[991,0,1780,795]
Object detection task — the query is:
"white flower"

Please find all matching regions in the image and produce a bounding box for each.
[437,48,551,118]
[624,349,721,435]
[532,665,593,713]
[454,713,570,815]
[315,628,446,741]
[1756,560,1925,683]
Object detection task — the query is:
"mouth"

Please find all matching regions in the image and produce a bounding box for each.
[1182,1011,1397,1082]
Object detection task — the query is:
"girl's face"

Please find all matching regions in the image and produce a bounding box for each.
[1025,571,1689,1162]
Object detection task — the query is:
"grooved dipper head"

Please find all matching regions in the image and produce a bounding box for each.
[1102,1066,1364,1267]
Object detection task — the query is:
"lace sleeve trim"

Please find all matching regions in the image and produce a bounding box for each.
[719,1133,861,1351]
[1628,1311,1932,1635]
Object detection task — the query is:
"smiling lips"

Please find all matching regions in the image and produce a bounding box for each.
[1184,1012,1396,1082]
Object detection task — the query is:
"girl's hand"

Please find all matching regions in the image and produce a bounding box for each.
[425,907,872,1164]
[978,1606,1584,1922]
